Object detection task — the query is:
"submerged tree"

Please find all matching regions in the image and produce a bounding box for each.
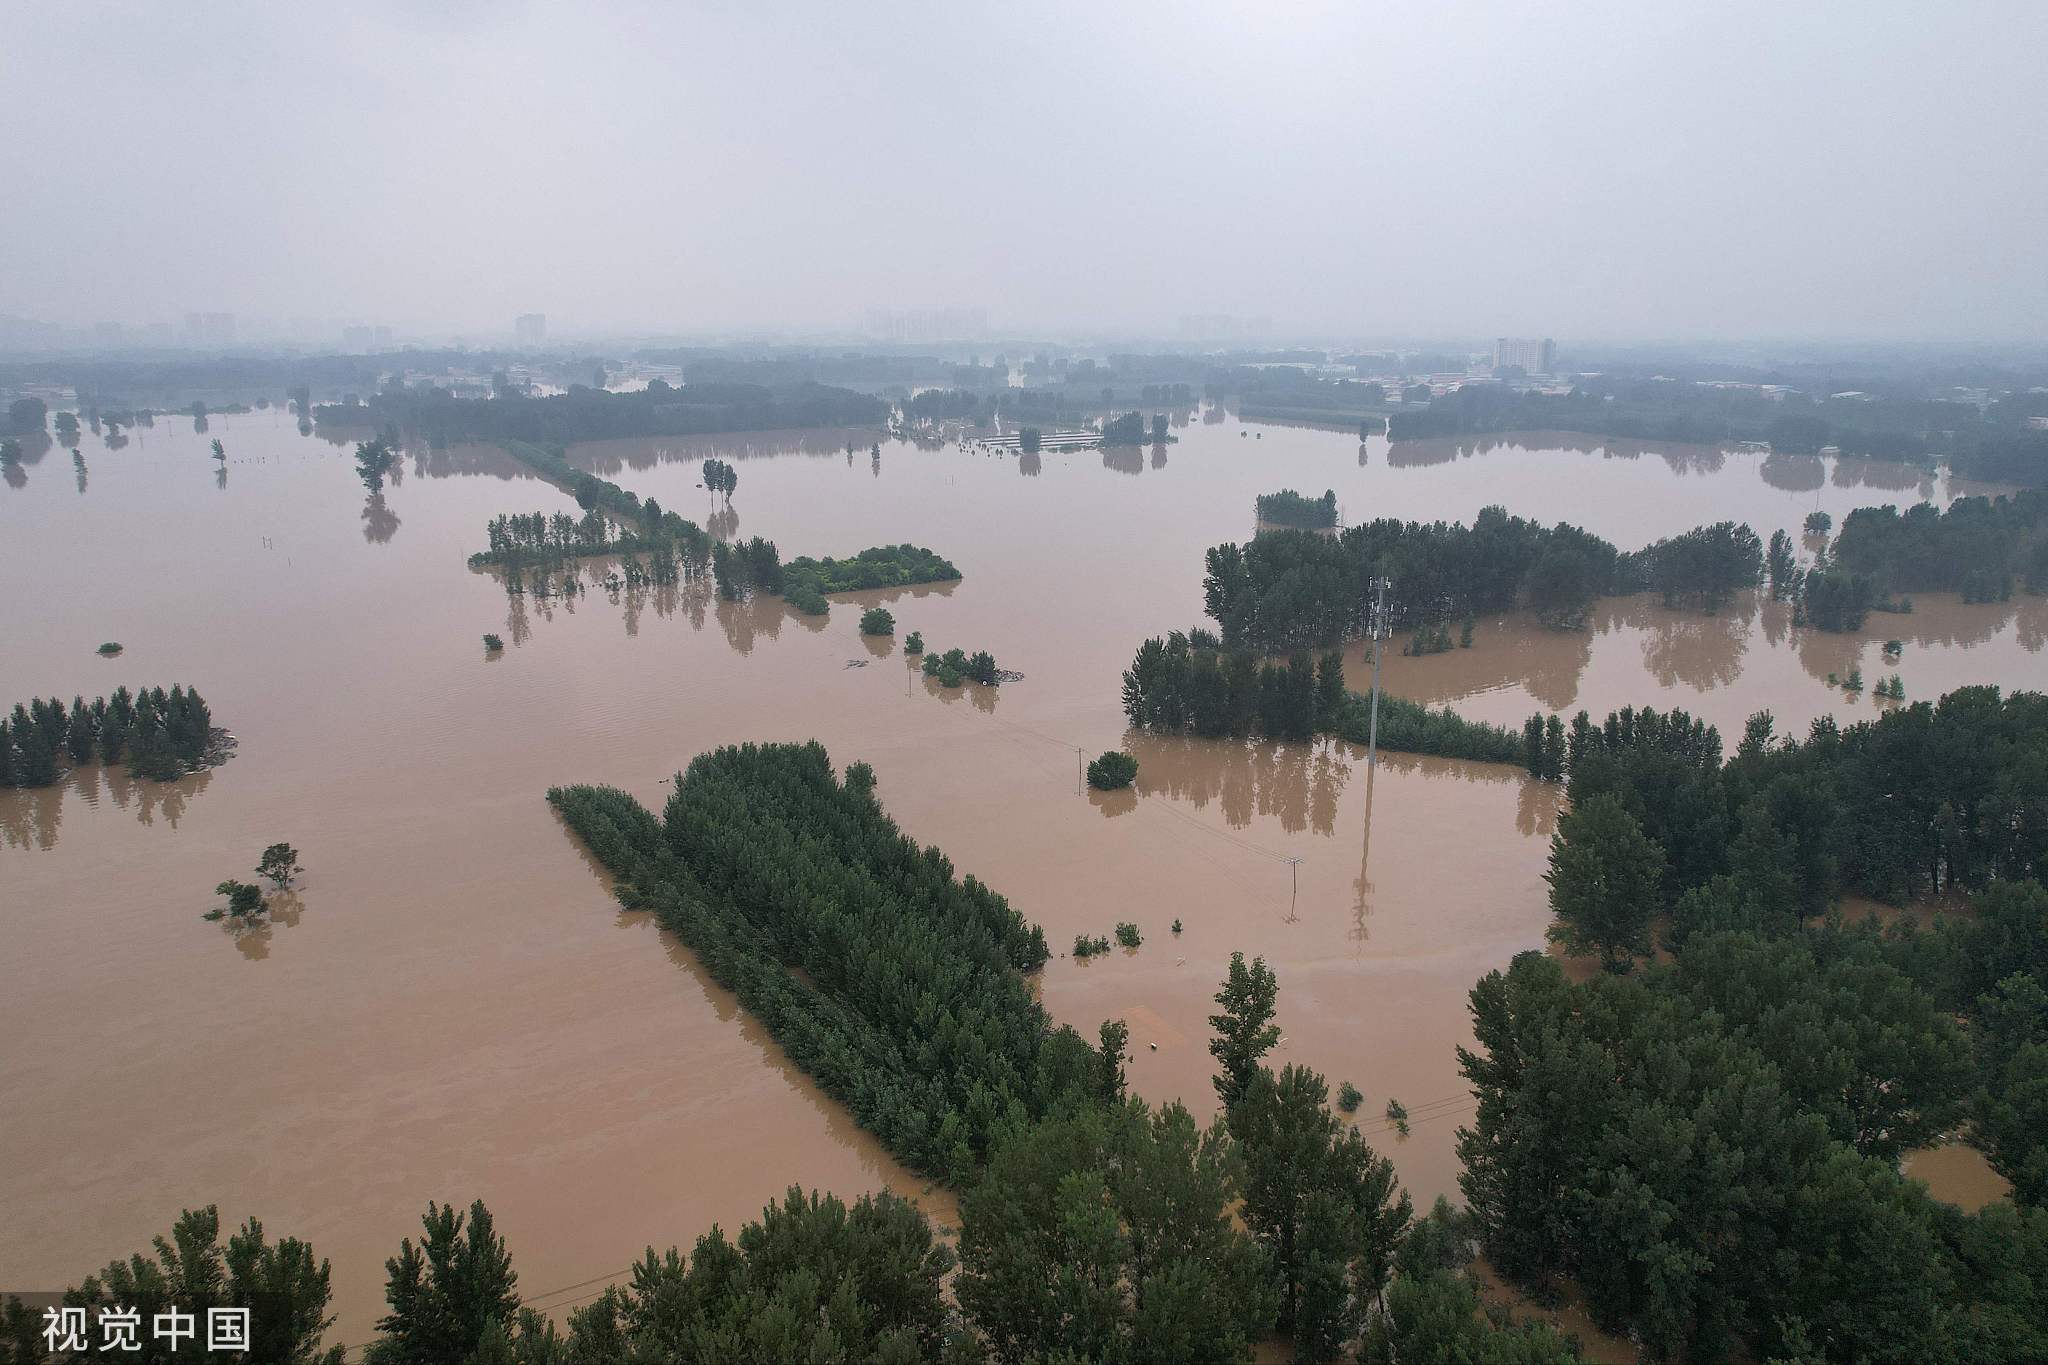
[257,843,303,889]
[1209,951,1281,1114]
[354,437,398,492]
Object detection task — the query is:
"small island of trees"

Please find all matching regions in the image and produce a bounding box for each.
[1,686,223,787]
[922,647,1001,688]
[1254,487,1339,530]
[859,607,895,635]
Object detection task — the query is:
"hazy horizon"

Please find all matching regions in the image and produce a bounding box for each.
[5,0,2045,344]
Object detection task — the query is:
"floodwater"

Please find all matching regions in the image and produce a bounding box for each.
[3,410,2033,1338]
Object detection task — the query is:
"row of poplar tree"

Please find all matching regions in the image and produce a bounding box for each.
[0,686,214,787]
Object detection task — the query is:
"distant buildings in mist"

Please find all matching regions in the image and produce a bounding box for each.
[1493,337,1556,374]
[861,306,988,343]
[515,313,548,346]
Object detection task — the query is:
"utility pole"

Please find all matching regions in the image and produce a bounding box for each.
[1284,855,1303,921]
[1365,575,1392,771]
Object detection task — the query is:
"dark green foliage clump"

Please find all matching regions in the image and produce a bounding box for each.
[1114,921,1142,948]
[481,632,503,651]
[19,1206,345,1365]
[0,685,216,788]
[858,606,895,635]
[710,536,783,600]
[364,1198,519,1365]
[782,544,961,597]
[1564,687,2047,908]
[1337,1081,1363,1113]
[1806,509,1833,534]
[921,647,999,687]
[561,1187,956,1365]
[1255,487,1339,529]
[1828,492,2048,599]
[1458,948,2048,1364]
[1098,410,1149,445]
[1086,750,1138,790]
[1073,933,1111,959]
[548,742,1080,1181]
[1199,508,1761,654]
[903,630,925,653]
[956,1098,1276,1364]
[96,641,122,656]
[256,843,303,889]
[204,879,266,922]
[354,436,398,491]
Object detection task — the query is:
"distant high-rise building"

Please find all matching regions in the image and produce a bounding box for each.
[342,325,394,353]
[515,313,548,345]
[1493,337,1555,373]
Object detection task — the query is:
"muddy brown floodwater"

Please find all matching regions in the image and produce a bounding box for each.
[1,411,2030,1340]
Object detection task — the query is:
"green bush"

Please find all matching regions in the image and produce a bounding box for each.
[1338,1081,1363,1113]
[904,630,924,653]
[859,606,895,635]
[1087,750,1139,790]
[482,633,504,651]
[1114,921,1141,948]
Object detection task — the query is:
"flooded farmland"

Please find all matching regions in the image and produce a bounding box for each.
[2,409,2033,1339]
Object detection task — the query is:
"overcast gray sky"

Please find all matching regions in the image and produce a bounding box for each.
[4,0,2044,342]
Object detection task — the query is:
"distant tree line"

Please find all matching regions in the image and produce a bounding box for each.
[1201,510,1763,654]
[314,378,885,447]
[1255,487,1339,529]
[1382,376,2048,485]
[1,686,217,787]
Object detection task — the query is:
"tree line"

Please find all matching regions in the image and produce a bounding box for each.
[548,743,1073,1184]
[1554,688,2045,936]
[314,378,886,448]
[1829,491,2048,602]
[1120,626,1555,770]
[1381,375,2048,486]
[1201,511,1765,654]
[471,441,958,617]
[1,686,217,787]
